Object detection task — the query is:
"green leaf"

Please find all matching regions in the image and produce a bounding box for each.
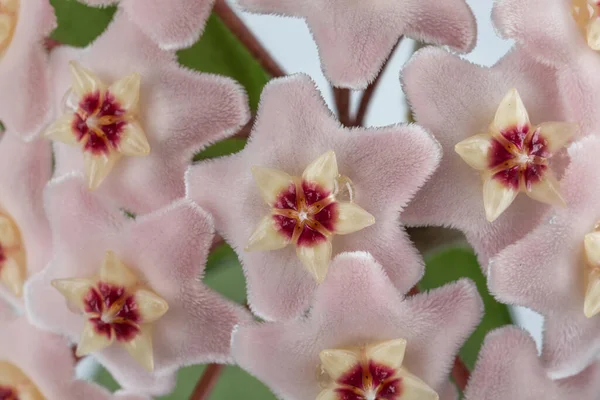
[49,0,116,47]
[193,138,247,162]
[419,246,513,370]
[177,14,270,112]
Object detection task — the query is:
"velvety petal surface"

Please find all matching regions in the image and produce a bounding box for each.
[186,74,441,320]
[0,0,56,140]
[0,314,149,400]
[49,11,249,214]
[238,0,476,88]
[489,136,600,378]
[0,134,52,308]
[25,174,249,395]
[401,46,570,266]
[464,327,600,400]
[232,251,483,400]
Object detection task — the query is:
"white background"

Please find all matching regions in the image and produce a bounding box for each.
[229,0,545,348]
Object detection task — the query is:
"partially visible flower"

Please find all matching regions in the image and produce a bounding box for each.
[237,0,476,89]
[0,134,52,308]
[232,252,482,400]
[25,174,250,396]
[464,327,600,400]
[0,0,56,140]
[489,135,600,379]
[186,74,441,320]
[44,12,249,213]
[76,0,214,50]
[401,46,574,265]
[0,306,149,400]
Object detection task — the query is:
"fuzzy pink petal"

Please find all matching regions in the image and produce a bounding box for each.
[464,327,600,400]
[240,0,475,89]
[0,0,55,140]
[489,136,600,378]
[401,46,568,266]
[123,0,214,50]
[232,252,482,399]
[439,381,458,400]
[25,174,248,395]
[0,316,149,400]
[0,135,51,307]
[492,0,587,67]
[186,74,440,320]
[50,12,249,213]
[77,0,118,5]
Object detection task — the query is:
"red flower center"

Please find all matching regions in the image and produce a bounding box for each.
[488,125,550,190]
[333,361,403,400]
[72,91,127,155]
[272,180,339,247]
[0,386,18,400]
[83,282,141,342]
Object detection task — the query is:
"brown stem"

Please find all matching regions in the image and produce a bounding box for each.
[353,37,402,127]
[333,88,351,126]
[232,118,254,139]
[451,356,470,391]
[189,364,225,400]
[213,0,285,78]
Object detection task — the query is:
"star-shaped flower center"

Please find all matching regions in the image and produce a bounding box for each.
[317,339,438,400]
[52,251,168,371]
[572,0,600,50]
[0,0,18,58]
[455,88,576,222]
[44,61,151,190]
[583,226,600,318]
[0,212,25,297]
[0,361,43,400]
[246,151,375,282]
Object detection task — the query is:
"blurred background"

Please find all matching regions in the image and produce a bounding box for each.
[47,0,543,397]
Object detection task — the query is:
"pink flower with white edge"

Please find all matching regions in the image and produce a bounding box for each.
[232,252,483,400]
[76,0,214,50]
[464,327,600,400]
[0,305,149,400]
[237,0,476,89]
[43,11,249,214]
[25,174,250,396]
[492,0,600,134]
[186,74,441,321]
[0,0,55,140]
[0,134,52,308]
[401,46,577,266]
[489,135,600,379]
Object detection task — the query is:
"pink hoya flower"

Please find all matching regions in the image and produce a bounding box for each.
[0,304,148,400]
[25,174,250,395]
[0,0,56,140]
[492,0,600,134]
[401,46,577,265]
[76,0,214,50]
[232,252,483,400]
[0,133,52,308]
[464,327,600,400]
[43,12,249,214]
[488,135,600,379]
[185,74,441,321]
[237,0,476,89]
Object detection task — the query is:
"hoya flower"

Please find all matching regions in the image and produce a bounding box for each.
[488,135,600,379]
[401,46,576,265]
[464,327,600,400]
[76,0,213,50]
[25,174,249,395]
[0,134,52,308]
[0,306,149,400]
[0,0,56,140]
[43,12,249,213]
[238,0,476,89]
[232,252,483,400]
[186,74,441,320]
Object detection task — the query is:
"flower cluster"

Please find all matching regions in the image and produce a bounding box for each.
[0,0,599,399]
